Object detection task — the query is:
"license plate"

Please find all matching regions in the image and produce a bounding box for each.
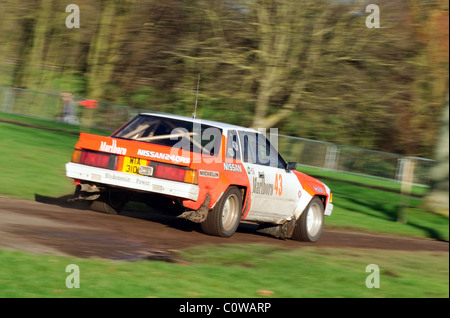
[122,157,148,175]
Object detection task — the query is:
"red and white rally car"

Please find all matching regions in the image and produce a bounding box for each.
[66,112,333,241]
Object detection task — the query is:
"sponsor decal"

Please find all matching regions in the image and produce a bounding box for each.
[314,186,325,193]
[100,140,127,155]
[199,170,219,178]
[246,166,255,175]
[224,163,242,172]
[105,172,151,187]
[105,173,131,183]
[137,149,190,164]
[252,177,274,196]
[136,178,150,186]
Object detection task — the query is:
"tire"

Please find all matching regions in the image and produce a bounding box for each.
[292,197,324,242]
[90,192,127,215]
[201,186,242,238]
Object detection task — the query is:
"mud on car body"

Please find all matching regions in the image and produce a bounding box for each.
[66,112,333,241]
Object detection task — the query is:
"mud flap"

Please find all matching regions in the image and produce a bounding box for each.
[177,194,211,223]
[257,218,297,239]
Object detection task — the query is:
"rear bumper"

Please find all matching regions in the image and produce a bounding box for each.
[66,162,199,201]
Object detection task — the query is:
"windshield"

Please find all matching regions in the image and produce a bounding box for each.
[112,114,223,156]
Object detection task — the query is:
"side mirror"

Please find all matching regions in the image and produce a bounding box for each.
[287,162,297,171]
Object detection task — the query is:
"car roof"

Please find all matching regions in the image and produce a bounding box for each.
[140,112,258,133]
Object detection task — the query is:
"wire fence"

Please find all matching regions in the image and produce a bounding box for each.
[276,134,435,186]
[0,85,435,186]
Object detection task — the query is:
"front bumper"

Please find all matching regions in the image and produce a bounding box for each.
[66,162,199,201]
[325,202,333,216]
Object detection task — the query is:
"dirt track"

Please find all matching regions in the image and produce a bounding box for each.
[0,196,447,261]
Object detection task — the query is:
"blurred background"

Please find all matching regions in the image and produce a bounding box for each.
[0,0,448,211]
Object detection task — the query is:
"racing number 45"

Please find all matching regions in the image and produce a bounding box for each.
[274,174,283,196]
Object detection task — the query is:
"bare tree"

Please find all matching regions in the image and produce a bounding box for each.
[423,91,449,215]
[86,0,134,99]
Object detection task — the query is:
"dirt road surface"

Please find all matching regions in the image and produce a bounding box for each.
[0,196,447,261]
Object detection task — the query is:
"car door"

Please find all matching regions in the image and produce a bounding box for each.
[238,130,299,223]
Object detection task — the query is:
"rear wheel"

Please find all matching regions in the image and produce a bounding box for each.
[90,192,127,215]
[292,197,324,242]
[201,187,242,238]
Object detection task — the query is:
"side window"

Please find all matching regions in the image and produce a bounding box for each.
[226,130,241,161]
[255,134,275,166]
[260,135,287,169]
[238,131,256,163]
[238,131,286,168]
[201,127,222,156]
[277,153,287,169]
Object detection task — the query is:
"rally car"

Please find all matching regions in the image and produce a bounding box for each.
[65,112,333,242]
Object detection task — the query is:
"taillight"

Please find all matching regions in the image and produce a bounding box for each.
[80,151,110,168]
[184,170,198,184]
[153,164,197,184]
[71,149,82,163]
[155,164,185,182]
[76,150,117,169]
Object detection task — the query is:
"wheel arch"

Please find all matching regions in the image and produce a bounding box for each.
[315,194,327,210]
[228,184,249,217]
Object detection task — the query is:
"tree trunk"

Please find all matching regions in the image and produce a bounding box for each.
[87,1,132,99]
[15,0,53,89]
[423,91,449,215]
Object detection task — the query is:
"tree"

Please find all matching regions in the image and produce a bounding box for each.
[169,0,440,156]
[176,0,341,129]
[86,0,134,100]
[423,91,449,215]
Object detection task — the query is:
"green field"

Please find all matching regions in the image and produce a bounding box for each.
[0,245,448,298]
[0,113,448,298]
[0,113,110,200]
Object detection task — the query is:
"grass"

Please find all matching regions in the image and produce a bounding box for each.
[295,166,449,241]
[0,113,110,200]
[0,112,111,136]
[319,179,449,241]
[0,245,447,298]
[0,122,77,199]
[298,165,429,196]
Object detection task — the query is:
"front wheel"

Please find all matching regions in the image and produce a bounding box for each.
[201,187,242,238]
[292,197,324,242]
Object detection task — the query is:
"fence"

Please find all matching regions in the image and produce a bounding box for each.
[276,134,435,186]
[0,85,142,131]
[0,85,435,186]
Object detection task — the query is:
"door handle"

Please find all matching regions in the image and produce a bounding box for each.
[258,172,265,178]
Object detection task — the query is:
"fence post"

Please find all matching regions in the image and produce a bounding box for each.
[398,157,415,223]
[2,87,15,113]
[325,144,339,170]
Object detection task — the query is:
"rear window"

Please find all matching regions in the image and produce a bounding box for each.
[112,114,223,156]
